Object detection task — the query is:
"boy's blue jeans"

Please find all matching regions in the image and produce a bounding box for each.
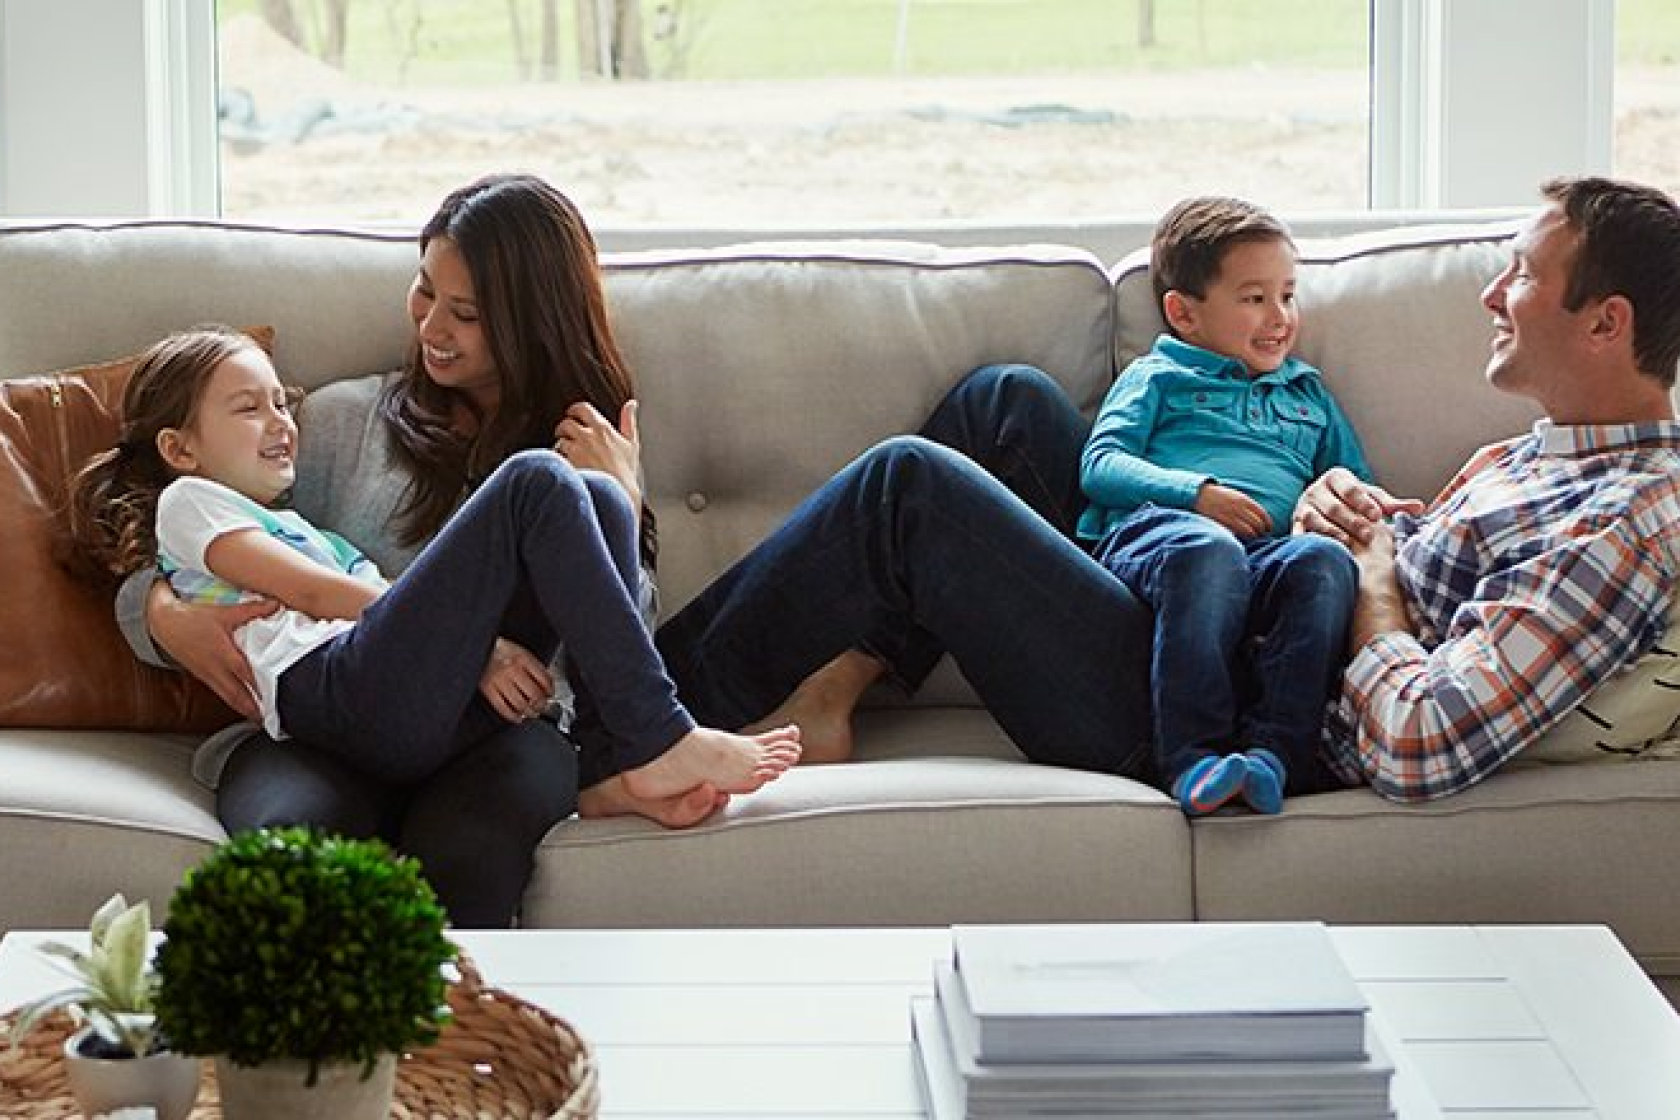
[1092,507,1357,788]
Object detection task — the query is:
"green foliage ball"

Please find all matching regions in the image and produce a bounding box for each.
[153,827,455,1078]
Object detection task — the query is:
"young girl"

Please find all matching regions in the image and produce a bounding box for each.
[72,326,800,822]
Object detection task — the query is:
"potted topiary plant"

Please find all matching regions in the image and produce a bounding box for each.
[2,892,200,1120]
[153,827,456,1120]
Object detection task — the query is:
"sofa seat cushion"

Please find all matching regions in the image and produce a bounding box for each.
[1191,760,1680,982]
[523,708,1192,927]
[0,730,222,932]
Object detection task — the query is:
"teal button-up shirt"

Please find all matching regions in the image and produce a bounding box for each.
[1078,334,1373,541]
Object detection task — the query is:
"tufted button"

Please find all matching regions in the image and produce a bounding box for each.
[685,491,709,513]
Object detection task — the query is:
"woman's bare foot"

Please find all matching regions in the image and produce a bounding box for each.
[578,775,730,829]
[621,725,802,801]
[744,649,885,764]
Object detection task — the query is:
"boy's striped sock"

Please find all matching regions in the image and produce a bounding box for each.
[1173,754,1247,816]
[1241,748,1286,815]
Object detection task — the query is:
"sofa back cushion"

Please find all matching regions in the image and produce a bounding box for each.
[0,222,1115,626]
[604,241,1115,613]
[0,221,417,393]
[1113,221,1541,504]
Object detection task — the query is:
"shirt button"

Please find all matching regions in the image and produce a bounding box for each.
[685,492,708,513]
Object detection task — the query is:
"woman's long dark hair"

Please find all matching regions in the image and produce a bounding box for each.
[381,173,656,566]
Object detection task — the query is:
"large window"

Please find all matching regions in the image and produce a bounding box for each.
[1615,0,1680,196]
[214,0,1371,224]
[2,2,1665,224]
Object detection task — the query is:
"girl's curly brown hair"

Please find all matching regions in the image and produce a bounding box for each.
[66,327,262,584]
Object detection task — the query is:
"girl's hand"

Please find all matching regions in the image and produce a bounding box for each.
[479,637,556,723]
[1194,482,1272,539]
[554,400,644,512]
[147,578,274,720]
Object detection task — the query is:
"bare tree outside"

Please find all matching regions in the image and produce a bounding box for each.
[258,0,305,49]
[540,0,562,80]
[256,0,350,68]
[575,0,648,79]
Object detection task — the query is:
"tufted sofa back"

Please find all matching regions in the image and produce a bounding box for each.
[0,218,1526,618]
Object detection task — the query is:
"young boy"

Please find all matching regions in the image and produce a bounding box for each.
[1079,197,1373,815]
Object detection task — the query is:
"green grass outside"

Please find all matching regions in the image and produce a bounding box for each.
[218,0,1680,85]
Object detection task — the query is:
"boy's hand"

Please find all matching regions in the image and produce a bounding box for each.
[479,637,556,723]
[1195,482,1272,539]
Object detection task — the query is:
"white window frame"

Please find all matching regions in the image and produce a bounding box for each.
[0,0,1615,221]
[1370,0,1613,209]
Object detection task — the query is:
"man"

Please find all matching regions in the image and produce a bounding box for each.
[1295,177,1680,801]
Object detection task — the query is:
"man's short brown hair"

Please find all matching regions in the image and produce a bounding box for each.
[1151,196,1294,312]
[1541,177,1680,386]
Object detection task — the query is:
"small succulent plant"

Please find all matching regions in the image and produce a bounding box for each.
[4,893,163,1057]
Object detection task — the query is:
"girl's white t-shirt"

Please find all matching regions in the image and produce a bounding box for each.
[155,476,386,739]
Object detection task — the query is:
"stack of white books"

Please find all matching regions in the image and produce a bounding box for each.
[912,922,1395,1120]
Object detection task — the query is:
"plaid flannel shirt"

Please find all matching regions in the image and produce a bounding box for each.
[1324,419,1680,801]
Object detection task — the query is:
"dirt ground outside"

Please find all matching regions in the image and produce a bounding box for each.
[216,15,1680,228]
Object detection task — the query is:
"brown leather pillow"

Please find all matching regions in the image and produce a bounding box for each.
[0,329,275,730]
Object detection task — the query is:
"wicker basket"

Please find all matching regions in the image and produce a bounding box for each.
[0,953,598,1119]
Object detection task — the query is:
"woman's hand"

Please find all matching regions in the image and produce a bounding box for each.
[554,400,644,512]
[479,637,556,723]
[146,578,274,721]
[1291,467,1424,546]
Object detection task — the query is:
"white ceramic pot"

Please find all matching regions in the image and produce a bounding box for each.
[63,1027,201,1120]
[214,1052,397,1120]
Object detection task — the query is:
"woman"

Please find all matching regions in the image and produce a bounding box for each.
[120,175,736,927]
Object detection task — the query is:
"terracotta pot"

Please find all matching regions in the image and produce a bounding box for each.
[63,1026,201,1120]
[214,1052,396,1120]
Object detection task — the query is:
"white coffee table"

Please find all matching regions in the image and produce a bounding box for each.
[4,924,1676,1118]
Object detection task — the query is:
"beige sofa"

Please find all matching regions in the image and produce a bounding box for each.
[4,216,1680,1005]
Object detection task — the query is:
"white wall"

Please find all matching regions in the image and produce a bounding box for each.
[1429,0,1613,207]
[0,0,153,215]
[0,0,213,217]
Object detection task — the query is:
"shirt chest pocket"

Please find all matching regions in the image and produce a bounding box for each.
[1266,396,1329,456]
[1160,384,1247,436]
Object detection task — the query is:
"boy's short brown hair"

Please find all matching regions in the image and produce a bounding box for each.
[1151,196,1295,310]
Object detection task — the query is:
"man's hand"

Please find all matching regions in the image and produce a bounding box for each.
[1194,482,1272,539]
[147,579,274,720]
[1292,466,1424,545]
[1347,520,1415,650]
[554,400,644,512]
[479,637,556,723]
